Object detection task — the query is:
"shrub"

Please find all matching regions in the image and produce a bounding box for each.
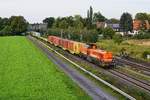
[102,27,115,39]
[82,30,99,43]
[113,34,123,45]
[142,51,150,59]
[47,28,61,37]
[133,31,150,39]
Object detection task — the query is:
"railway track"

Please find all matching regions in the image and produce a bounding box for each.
[125,57,150,67]
[116,61,150,76]
[115,57,150,72]
[35,36,150,94]
[28,36,118,100]
[29,36,138,100]
[108,69,150,93]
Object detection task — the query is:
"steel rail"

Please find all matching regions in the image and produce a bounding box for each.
[34,36,136,100]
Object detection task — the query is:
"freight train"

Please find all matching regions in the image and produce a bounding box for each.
[47,36,115,67]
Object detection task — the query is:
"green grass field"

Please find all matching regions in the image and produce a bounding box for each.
[0,36,91,100]
[97,39,150,62]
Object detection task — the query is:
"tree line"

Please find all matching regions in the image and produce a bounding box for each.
[43,6,150,43]
[0,6,150,41]
[0,16,28,36]
[44,6,115,43]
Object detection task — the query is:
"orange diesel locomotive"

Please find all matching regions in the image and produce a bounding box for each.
[48,36,115,67]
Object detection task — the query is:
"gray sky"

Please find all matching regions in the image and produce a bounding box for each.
[0,0,149,23]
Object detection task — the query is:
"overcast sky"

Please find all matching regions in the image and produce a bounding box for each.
[0,0,149,23]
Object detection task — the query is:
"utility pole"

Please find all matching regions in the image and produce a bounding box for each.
[80,34,83,42]
[61,29,63,39]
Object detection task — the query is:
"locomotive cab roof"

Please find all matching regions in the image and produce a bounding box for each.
[86,43,97,49]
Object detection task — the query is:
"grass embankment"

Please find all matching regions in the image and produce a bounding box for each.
[0,36,91,100]
[97,39,150,62]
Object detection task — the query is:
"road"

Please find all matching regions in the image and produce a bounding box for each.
[27,36,117,100]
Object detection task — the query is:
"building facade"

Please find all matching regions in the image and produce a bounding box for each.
[96,22,107,29]
[133,20,150,31]
[107,24,120,32]
[28,23,48,32]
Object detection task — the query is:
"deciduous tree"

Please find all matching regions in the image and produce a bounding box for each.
[59,19,68,29]
[43,17,55,28]
[10,16,28,35]
[93,12,106,22]
[120,12,133,33]
[102,27,115,39]
[107,18,119,23]
[135,13,149,21]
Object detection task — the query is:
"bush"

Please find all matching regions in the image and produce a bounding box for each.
[102,27,115,39]
[113,34,123,45]
[82,30,99,43]
[133,31,150,39]
[0,26,12,36]
[69,33,81,41]
[47,28,61,37]
[142,51,150,59]
[119,47,129,57]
